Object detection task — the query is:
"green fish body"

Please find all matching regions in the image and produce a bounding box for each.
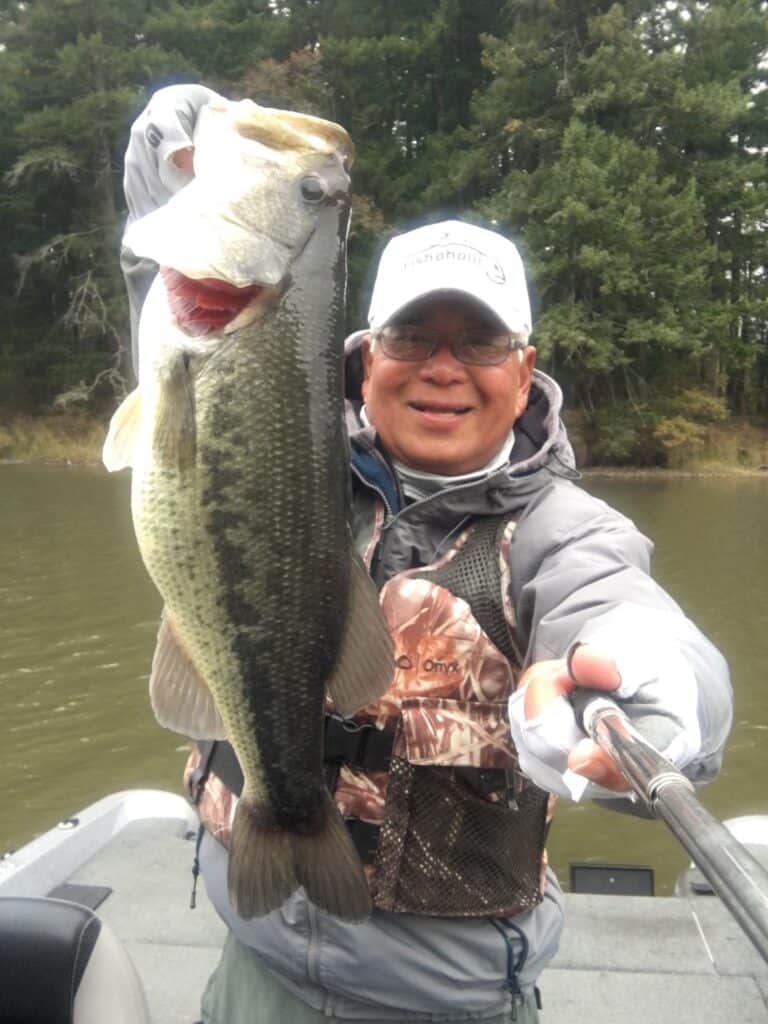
[105,101,393,921]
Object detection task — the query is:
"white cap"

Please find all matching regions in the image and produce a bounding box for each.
[367,220,532,338]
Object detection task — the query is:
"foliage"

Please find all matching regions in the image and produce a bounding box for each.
[590,401,650,466]
[652,415,707,468]
[590,386,730,467]
[676,389,729,424]
[0,0,766,442]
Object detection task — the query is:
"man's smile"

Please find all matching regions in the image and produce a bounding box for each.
[407,400,473,418]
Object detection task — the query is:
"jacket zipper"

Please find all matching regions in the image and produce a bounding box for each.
[351,459,396,520]
[306,901,335,1015]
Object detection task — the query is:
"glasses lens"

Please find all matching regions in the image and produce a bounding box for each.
[377,326,517,364]
[379,326,434,361]
[456,331,513,365]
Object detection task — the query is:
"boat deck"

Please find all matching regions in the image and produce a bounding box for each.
[4,794,768,1022]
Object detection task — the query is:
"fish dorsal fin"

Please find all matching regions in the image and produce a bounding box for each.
[231,100,354,167]
[326,550,394,717]
[149,609,226,740]
[102,389,142,472]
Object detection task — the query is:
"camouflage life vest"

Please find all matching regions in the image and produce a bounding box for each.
[185,514,552,918]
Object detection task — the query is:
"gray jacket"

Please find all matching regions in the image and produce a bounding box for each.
[199,365,732,1020]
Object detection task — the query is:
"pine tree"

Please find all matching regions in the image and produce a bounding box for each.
[0,0,195,407]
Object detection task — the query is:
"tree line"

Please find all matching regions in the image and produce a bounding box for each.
[1,0,766,464]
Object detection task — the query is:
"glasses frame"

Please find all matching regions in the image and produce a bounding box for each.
[372,323,526,366]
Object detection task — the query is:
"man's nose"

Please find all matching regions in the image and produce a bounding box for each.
[418,341,467,383]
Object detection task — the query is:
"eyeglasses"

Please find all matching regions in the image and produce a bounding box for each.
[373,324,524,366]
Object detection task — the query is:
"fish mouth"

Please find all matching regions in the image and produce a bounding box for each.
[161,268,265,337]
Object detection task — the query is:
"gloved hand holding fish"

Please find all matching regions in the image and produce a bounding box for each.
[103,98,394,923]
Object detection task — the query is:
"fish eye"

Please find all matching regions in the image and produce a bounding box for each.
[300,176,326,203]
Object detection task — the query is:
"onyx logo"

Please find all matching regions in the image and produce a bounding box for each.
[423,658,461,674]
[146,123,164,148]
[395,654,413,670]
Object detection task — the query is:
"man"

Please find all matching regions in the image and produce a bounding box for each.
[188,220,732,1022]
[121,83,222,381]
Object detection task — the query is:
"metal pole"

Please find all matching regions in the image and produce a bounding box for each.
[577,694,768,966]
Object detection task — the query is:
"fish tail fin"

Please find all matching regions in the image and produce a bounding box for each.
[228,798,298,919]
[291,794,372,923]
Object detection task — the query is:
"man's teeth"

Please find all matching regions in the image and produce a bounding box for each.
[414,404,470,413]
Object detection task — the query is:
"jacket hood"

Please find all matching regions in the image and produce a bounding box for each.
[343,328,577,493]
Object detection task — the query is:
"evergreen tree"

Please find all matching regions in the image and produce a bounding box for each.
[1,0,766,432]
[1,0,196,408]
[461,0,768,416]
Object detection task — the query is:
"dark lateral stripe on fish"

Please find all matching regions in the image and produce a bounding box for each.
[198,341,347,829]
[249,800,327,834]
[161,268,262,336]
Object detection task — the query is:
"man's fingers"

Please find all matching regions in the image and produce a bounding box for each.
[520,646,621,721]
[568,644,621,691]
[522,660,573,719]
[567,738,630,792]
[514,650,630,796]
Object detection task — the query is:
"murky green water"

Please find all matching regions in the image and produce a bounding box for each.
[2,464,766,893]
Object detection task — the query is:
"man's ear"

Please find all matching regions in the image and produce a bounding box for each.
[360,334,373,402]
[514,346,537,419]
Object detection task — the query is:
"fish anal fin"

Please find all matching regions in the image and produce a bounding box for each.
[149,609,226,739]
[102,389,142,472]
[326,551,394,717]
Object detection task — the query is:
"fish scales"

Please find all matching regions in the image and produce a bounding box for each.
[198,308,349,827]
[104,99,394,922]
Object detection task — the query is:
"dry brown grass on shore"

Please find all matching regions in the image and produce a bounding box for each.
[582,465,768,479]
[0,413,106,464]
[2,412,768,478]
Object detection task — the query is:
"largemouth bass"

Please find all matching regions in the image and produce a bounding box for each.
[104,99,394,921]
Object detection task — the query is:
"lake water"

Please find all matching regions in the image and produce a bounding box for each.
[2,464,766,894]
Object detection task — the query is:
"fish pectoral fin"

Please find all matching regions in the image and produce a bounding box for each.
[149,609,226,739]
[102,388,142,471]
[326,550,395,717]
[153,355,196,470]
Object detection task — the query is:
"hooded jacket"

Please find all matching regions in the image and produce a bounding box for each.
[196,350,732,1020]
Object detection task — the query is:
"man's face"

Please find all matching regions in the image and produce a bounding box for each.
[361,298,536,476]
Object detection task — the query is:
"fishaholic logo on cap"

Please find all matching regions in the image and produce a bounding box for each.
[401,234,507,286]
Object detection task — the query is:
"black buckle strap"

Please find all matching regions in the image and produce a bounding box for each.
[197,740,244,799]
[189,740,219,804]
[323,715,393,796]
[324,714,393,772]
[194,717,393,803]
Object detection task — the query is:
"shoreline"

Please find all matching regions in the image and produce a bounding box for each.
[3,458,768,479]
[580,466,768,479]
[2,412,767,478]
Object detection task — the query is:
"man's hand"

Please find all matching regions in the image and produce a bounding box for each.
[171,146,195,174]
[514,644,630,794]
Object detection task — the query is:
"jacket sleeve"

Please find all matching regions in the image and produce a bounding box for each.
[123,85,220,222]
[506,478,733,790]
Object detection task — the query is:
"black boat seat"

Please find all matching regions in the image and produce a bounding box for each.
[0,897,150,1023]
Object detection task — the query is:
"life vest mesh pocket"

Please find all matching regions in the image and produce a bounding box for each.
[371,755,548,917]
